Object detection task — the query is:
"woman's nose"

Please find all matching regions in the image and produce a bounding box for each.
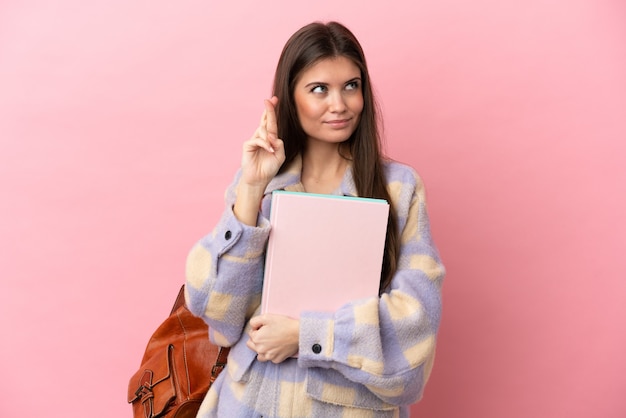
[328,91,347,113]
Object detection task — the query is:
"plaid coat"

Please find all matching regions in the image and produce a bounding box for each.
[185,156,445,417]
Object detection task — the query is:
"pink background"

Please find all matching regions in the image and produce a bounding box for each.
[1,1,625,417]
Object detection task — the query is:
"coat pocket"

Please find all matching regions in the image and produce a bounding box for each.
[305,368,397,412]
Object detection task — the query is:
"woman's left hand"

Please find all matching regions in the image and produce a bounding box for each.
[247,314,299,363]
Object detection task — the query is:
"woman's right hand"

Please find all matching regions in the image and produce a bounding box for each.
[233,97,285,226]
[239,97,285,188]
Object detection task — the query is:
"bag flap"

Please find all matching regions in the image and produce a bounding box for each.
[128,344,176,416]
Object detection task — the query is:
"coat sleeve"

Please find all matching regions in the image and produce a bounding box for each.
[297,167,445,406]
[184,170,271,347]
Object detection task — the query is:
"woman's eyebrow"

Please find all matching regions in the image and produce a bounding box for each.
[303,77,361,88]
[303,81,328,88]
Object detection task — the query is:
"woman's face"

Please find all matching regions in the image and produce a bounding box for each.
[293,56,364,146]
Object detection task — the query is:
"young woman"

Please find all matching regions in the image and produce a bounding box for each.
[185,21,445,417]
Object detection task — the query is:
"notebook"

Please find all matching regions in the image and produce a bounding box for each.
[261,190,389,318]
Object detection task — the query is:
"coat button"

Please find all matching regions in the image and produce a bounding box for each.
[312,343,322,354]
[225,230,232,240]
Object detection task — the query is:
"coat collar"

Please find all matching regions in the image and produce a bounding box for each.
[265,154,358,197]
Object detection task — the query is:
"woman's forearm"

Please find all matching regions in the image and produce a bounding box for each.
[233,182,266,226]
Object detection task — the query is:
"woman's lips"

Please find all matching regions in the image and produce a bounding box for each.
[325,118,351,128]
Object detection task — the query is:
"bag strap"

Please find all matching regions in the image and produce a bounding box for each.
[211,346,230,385]
[171,285,187,315]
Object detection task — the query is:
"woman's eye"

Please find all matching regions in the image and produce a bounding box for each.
[346,81,360,90]
[311,85,327,93]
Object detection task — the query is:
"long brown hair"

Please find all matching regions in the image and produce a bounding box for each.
[272,22,399,294]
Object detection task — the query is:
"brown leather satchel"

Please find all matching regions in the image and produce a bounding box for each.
[128,285,230,418]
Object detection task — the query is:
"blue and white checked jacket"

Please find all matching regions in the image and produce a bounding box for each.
[185,156,445,417]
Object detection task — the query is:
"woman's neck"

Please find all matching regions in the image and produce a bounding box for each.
[301,142,350,194]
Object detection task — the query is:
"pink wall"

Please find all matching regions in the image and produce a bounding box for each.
[1,1,625,417]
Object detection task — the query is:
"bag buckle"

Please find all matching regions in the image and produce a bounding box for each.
[211,361,227,379]
[133,370,155,418]
[135,383,153,399]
